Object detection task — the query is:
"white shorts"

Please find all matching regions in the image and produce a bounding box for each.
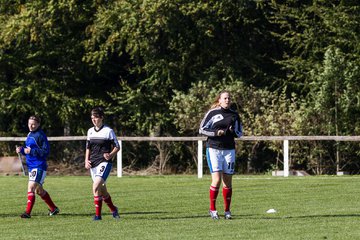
[90,161,112,182]
[28,168,46,185]
[206,148,236,175]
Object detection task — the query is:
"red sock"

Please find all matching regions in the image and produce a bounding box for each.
[26,192,35,214]
[103,194,117,212]
[222,187,232,212]
[94,196,103,216]
[209,185,219,211]
[40,191,56,211]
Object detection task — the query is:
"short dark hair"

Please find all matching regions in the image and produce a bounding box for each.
[29,115,41,124]
[91,106,105,118]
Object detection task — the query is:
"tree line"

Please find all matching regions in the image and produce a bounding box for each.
[1,0,360,174]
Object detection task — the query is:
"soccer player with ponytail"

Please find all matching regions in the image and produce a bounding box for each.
[199,90,243,220]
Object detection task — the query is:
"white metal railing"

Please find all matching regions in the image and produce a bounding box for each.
[2,136,360,178]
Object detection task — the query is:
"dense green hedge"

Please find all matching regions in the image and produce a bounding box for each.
[1,0,360,174]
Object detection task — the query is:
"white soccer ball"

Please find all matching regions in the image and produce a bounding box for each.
[266,208,277,213]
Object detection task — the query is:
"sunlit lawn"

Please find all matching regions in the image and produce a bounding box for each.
[1,175,360,239]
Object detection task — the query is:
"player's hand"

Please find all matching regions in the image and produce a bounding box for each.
[224,126,234,136]
[103,153,111,160]
[15,146,22,153]
[229,125,233,132]
[85,159,92,169]
[24,147,31,154]
[217,130,225,136]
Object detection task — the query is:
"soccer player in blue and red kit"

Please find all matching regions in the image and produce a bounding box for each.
[85,106,120,220]
[16,115,60,218]
[199,90,243,220]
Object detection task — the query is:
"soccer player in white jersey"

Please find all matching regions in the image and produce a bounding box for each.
[199,90,243,220]
[85,106,120,220]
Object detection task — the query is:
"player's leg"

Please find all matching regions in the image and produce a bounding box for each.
[206,148,223,219]
[209,172,221,219]
[210,172,221,210]
[101,185,120,219]
[92,176,105,220]
[222,149,236,219]
[91,162,113,220]
[32,169,59,216]
[38,188,59,216]
[222,174,233,219]
[21,180,37,218]
[20,168,52,218]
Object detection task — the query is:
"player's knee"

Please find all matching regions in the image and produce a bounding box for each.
[28,183,37,193]
[211,179,221,187]
[93,185,102,195]
[92,187,99,195]
[222,178,232,188]
[35,188,44,195]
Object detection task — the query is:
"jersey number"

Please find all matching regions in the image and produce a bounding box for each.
[227,162,235,170]
[30,170,37,177]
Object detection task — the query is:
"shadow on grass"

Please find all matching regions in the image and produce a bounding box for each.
[59,211,209,220]
[240,213,360,220]
[281,214,360,219]
[156,213,360,220]
[0,211,168,218]
[2,212,360,220]
[0,213,93,218]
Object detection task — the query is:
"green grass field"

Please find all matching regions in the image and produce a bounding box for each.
[1,175,360,239]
